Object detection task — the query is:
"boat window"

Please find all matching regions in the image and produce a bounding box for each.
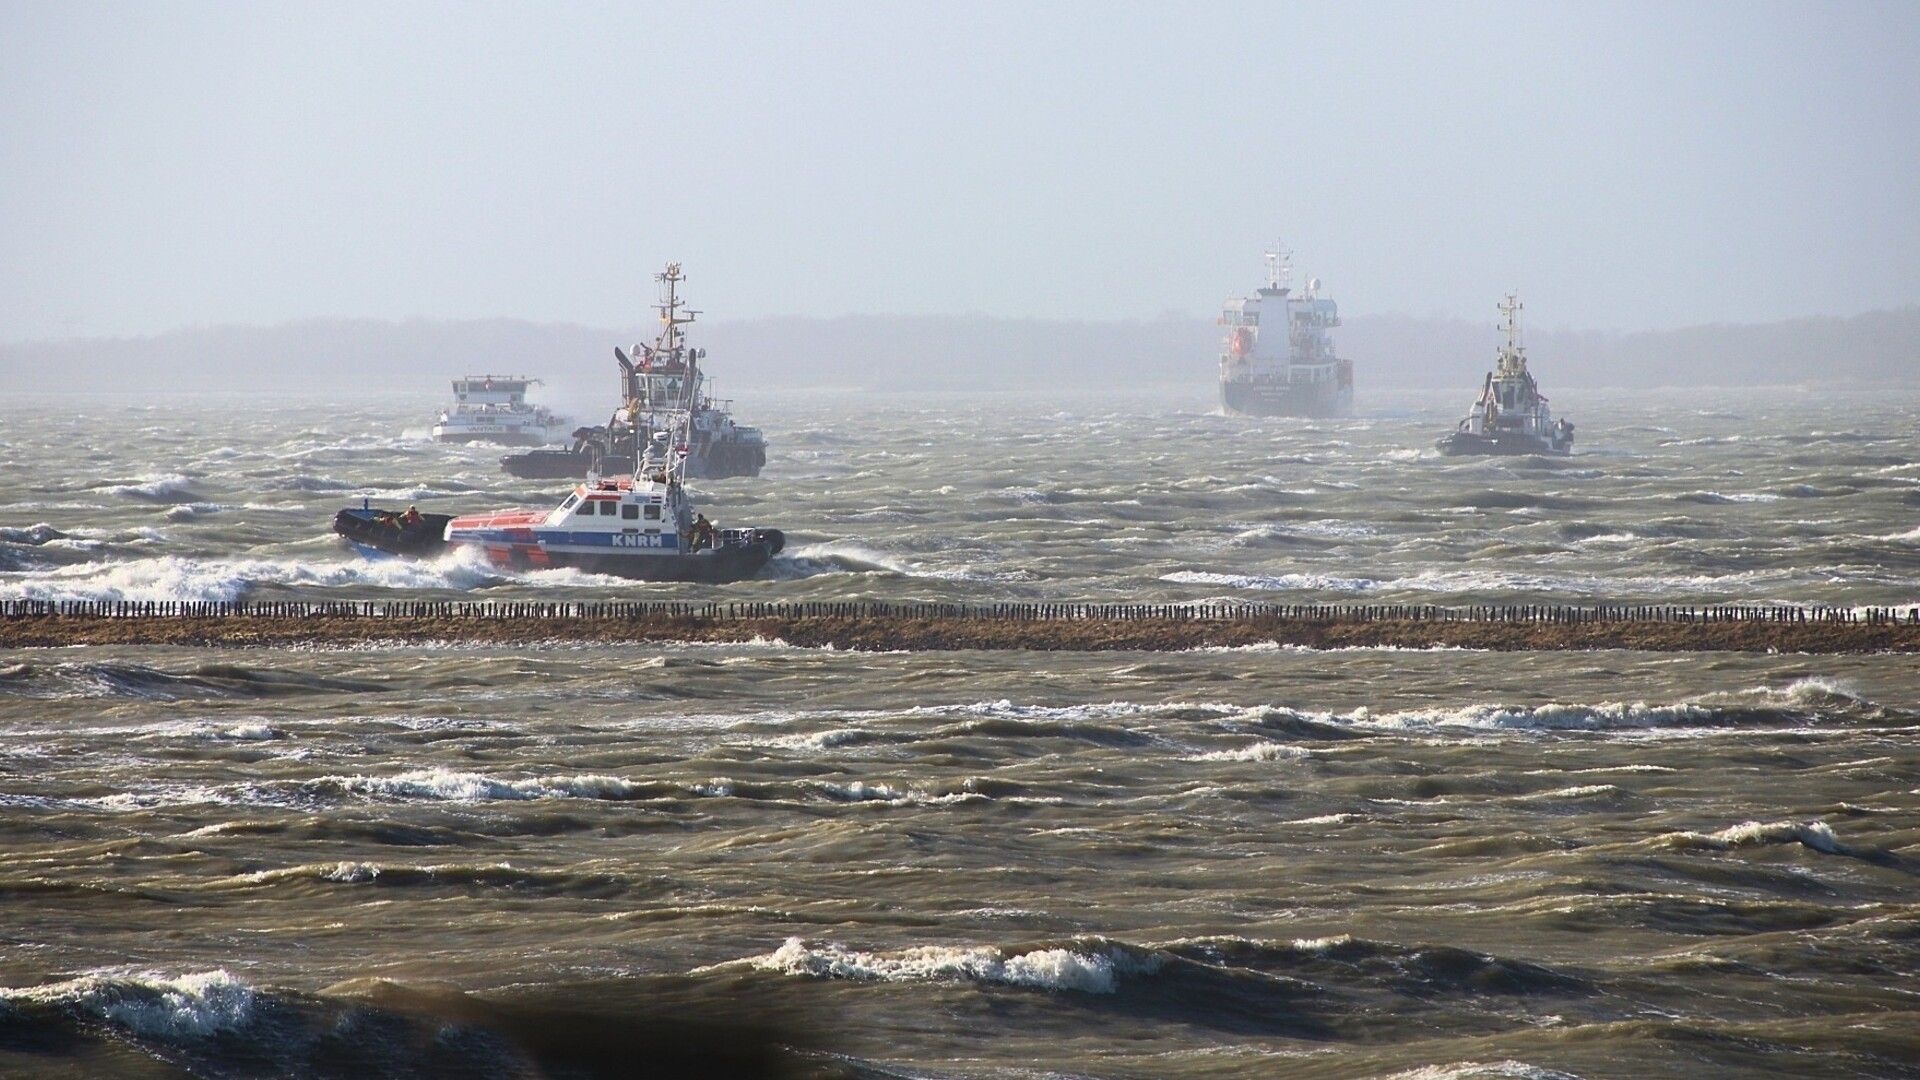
[644,504,661,521]
[598,501,616,516]
[574,501,596,517]
[558,494,579,512]
[622,503,639,520]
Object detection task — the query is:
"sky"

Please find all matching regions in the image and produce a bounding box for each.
[3,0,1917,341]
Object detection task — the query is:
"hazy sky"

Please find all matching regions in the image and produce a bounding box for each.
[4,1,1917,341]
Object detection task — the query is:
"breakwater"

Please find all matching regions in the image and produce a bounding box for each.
[4,599,1918,653]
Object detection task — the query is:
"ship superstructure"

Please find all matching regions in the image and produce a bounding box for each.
[500,264,767,480]
[1217,247,1354,418]
[1436,293,1574,456]
[614,264,766,478]
[431,376,569,446]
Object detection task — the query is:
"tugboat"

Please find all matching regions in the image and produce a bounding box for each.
[431,376,570,446]
[1218,246,1354,418]
[1436,293,1574,456]
[336,267,784,584]
[500,265,766,481]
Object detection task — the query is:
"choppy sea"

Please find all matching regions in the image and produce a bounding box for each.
[2,387,1917,1077]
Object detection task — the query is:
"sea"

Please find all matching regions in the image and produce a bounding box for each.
[1,386,1917,1078]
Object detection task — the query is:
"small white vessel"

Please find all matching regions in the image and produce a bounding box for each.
[431,376,570,446]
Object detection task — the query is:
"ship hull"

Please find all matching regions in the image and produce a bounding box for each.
[1220,378,1353,419]
[432,428,564,447]
[500,449,605,479]
[333,506,783,584]
[1435,431,1572,457]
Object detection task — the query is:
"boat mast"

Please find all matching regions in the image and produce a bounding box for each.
[649,263,701,486]
[1262,243,1292,293]
[1496,292,1527,378]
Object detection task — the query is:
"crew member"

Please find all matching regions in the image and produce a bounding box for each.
[691,513,714,551]
[402,505,423,529]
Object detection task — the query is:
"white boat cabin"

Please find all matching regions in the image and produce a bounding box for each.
[547,476,693,539]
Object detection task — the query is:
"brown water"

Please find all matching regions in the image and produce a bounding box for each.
[1,642,1916,1078]
[2,390,1918,1077]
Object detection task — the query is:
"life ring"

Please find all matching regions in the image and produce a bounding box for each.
[1228,327,1253,356]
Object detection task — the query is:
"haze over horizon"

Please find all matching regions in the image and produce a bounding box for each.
[5,1,1919,344]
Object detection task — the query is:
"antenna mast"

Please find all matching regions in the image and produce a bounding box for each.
[1496,292,1527,376]
[1262,242,1293,292]
[646,262,702,486]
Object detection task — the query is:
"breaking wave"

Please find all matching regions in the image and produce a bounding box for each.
[0,968,257,1039]
[311,768,652,803]
[98,473,204,503]
[766,542,918,579]
[0,544,637,603]
[725,936,1161,994]
[1660,819,1846,855]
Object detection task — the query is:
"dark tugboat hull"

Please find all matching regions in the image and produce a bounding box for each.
[333,506,782,584]
[433,432,552,447]
[1220,377,1354,419]
[695,441,767,480]
[1435,431,1572,457]
[500,449,602,480]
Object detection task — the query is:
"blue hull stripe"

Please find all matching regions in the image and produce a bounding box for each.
[450,528,680,552]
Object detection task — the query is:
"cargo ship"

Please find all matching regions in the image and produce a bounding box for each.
[1217,247,1354,418]
[1436,293,1574,456]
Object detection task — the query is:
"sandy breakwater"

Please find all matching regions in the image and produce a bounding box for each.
[5,604,1918,653]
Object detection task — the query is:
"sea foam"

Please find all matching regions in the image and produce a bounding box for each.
[0,969,257,1039]
[736,937,1159,994]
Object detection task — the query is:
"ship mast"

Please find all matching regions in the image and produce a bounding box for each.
[1262,243,1293,294]
[646,263,702,486]
[1496,292,1527,378]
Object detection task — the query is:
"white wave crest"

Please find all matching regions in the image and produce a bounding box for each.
[0,549,511,603]
[803,779,977,805]
[735,937,1158,994]
[1194,742,1310,762]
[322,861,382,883]
[1669,819,1845,854]
[321,768,642,802]
[1162,569,1379,592]
[1378,1062,1585,1080]
[0,969,256,1039]
[767,728,869,751]
[1753,677,1869,708]
[1519,784,1623,800]
[1351,701,1722,732]
[767,542,915,579]
[102,473,200,502]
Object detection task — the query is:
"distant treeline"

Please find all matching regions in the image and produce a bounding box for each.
[4,307,1915,396]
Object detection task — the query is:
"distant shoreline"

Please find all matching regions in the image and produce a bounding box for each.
[6,613,1916,654]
